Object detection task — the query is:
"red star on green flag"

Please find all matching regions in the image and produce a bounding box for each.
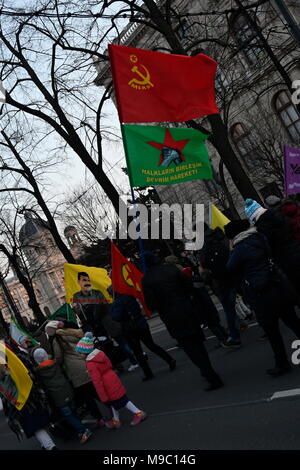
[121,124,212,187]
[147,129,189,166]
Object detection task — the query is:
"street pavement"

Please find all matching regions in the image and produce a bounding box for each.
[1,314,300,450]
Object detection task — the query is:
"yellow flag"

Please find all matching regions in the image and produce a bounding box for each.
[0,342,33,410]
[210,204,230,231]
[64,263,113,305]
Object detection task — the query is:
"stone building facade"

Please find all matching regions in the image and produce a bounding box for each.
[0,213,84,323]
[94,0,300,219]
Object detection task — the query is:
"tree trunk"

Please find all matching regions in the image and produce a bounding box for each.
[0,309,9,336]
[219,160,241,219]
[142,0,263,204]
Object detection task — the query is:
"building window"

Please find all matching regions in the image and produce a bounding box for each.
[231,13,265,65]
[231,123,261,170]
[274,90,300,143]
[49,272,61,290]
[215,69,230,95]
[44,306,51,317]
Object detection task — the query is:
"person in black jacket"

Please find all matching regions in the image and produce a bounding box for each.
[199,225,241,348]
[141,252,223,391]
[225,219,300,377]
[245,199,300,298]
[111,293,176,381]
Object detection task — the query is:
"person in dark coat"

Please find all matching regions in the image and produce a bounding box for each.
[245,199,300,297]
[33,348,93,444]
[111,293,176,381]
[141,252,223,391]
[181,266,228,346]
[198,225,241,348]
[0,354,56,450]
[225,219,300,376]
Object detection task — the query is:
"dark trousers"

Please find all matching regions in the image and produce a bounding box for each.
[193,287,227,342]
[217,287,240,341]
[179,334,222,384]
[254,284,300,367]
[126,326,174,378]
[74,381,103,420]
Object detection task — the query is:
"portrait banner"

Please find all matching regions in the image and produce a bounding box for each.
[64,263,113,306]
[0,341,33,410]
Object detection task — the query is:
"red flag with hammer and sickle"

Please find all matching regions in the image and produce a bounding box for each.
[111,242,151,317]
[108,44,219,123]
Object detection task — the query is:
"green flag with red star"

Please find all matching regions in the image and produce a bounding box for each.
[121,124,212,187]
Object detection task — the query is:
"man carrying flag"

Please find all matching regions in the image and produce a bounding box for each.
[111,243,176,381]
[111,242,150,317]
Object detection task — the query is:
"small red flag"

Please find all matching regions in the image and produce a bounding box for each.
[108,44,219,123]
[111,242,151,318]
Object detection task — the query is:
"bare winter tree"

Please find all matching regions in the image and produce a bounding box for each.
[0,0,122,215]
[59,179,123,244]
[0,199,46,325]
[0,130,76,262]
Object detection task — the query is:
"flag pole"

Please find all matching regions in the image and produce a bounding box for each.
[130,186,147,273]
[120,123,147,273]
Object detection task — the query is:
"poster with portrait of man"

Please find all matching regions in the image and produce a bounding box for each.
[64,263,113,308]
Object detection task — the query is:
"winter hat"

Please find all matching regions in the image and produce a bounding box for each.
[33,348,49,364]
[244,199,266,224]
[76,332,94,355]
[45,320,64,336]
[264,195,281,209]
[224,220,250,240]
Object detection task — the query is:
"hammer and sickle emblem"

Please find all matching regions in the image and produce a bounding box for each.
[128,64,154,88]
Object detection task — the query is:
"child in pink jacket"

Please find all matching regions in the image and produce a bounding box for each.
[76,332,146,428]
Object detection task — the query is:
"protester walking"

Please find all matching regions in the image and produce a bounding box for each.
[46,320,108,428]
[141,251,223,391]
[244,198,300,297]
[0,363,57,450]
[225,219,300,376]
[33,348,93,444]
[76,333,147,428]
[182,266,228,346]
[199,225,241,348]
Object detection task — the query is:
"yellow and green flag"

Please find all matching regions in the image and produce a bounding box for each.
[0,341,33,410]
[64,263,112,306]
[122,124,212,187]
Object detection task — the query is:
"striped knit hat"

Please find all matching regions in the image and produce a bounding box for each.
[76,332,94,355]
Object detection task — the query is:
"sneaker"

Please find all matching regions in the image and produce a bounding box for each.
[111,419,122,429]
[222,339,242,349]
[130,411,147,426]
[128,364,139,372]
[96,418,109,428]
[79,429,93,444]
[100,419,116,429]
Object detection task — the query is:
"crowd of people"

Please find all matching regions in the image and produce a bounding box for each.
[0,193,300,450]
